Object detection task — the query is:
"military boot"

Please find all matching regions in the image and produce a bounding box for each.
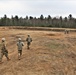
[7,57,10,61]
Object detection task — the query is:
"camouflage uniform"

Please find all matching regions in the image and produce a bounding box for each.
[17,39,24,60]
[0,41,10,63]
[64,29,69,34]
[26,35,32,49]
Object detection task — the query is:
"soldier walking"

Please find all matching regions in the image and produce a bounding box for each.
[64,29,69,34]
[0,38,10,64]
[17,38,24,60]
[26,35,32,49]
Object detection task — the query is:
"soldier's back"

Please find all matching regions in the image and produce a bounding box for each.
[17,42,24,50]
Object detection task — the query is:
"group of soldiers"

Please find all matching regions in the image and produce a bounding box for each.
[0,35,32,64]
[64,29,70,34]
[0,29,70,64]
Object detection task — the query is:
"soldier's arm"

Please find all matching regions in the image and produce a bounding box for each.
[31,38,32,42]
[3,43,6,49]
[22,42,24,46]
[4,43,8,52]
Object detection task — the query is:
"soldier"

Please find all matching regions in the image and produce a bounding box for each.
[0,38,10,64]
[64,29,69,34]
[17,38,24,60]
[64,29,67,34]
[67,30,69,34]
[26,35,32,49]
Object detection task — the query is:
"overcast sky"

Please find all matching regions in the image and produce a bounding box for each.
[0,0,76,18]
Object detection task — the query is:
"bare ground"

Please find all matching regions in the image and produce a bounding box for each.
[0,27,76,75]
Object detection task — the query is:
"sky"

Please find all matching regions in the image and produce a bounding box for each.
[0,0,76,18]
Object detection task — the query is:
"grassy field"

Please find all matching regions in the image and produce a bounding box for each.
[0,27,76,75]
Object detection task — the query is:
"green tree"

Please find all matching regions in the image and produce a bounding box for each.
[40,14,44,20]
[68,14,72,20]
[14,15,19,25]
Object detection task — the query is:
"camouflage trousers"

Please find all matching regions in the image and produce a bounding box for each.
[18,50,22,56]
[18,50,22,60]
[0,51,8,62]
[27,42,31,49]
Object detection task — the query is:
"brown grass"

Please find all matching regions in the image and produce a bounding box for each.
[0,27,76,75]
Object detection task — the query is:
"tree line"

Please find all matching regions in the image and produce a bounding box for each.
[0,14,76,28]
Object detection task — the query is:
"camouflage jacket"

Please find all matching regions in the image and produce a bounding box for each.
[0,42,7,53]
[17,42,24,50]
[26,37,32,43]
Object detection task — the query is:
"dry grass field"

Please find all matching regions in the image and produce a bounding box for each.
[0,27,76,75]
